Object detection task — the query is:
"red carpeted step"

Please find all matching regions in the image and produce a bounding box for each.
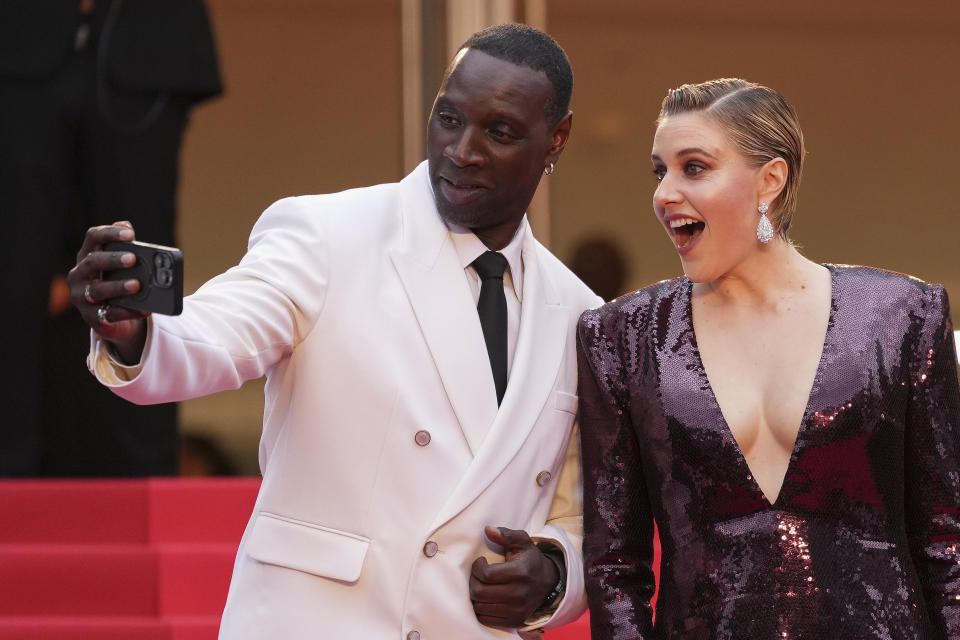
[0,481,149,544]
[0,479,260,546]
[0,543,238,617]
[0,545,157,616]
[0,616,168,640]
[157,545,237,616]
[0,616,220,640]
[147,478,259,544]
[166,616,221,640]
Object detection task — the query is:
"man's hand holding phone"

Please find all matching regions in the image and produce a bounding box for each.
[67,221,183,365]
[103,240,183,315]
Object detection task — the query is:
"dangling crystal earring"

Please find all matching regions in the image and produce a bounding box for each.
[543,162,554,176]
[756,202,774,243]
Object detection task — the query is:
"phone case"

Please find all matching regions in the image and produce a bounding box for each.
[103,241,183,315]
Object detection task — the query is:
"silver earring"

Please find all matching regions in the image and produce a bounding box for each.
[756,202,774,243]
[543,162,554,176]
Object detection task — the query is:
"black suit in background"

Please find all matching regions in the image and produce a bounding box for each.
[0,0,222,476]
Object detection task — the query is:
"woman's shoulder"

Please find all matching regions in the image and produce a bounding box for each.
[829,264,949,324]
[830,264,945,302]
[579,276,688,332]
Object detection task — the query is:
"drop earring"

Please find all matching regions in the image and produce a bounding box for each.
[543,162,554,176]
[756,202,774,243]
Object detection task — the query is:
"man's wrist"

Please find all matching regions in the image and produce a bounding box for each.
[534,543,566,614]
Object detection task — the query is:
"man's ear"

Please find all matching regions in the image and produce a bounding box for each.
[757,156,788,205]
[547,111,573,161]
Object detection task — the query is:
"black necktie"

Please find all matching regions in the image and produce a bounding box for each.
[471,251,508,405]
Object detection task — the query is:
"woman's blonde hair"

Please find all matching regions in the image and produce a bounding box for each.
[658,78,805,238]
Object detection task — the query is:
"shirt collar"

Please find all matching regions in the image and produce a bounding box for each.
[446,216,527,303]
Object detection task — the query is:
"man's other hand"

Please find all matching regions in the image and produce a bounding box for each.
[469,525,561,628]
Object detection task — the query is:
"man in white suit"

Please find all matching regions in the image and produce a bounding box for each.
[68,24,601,639]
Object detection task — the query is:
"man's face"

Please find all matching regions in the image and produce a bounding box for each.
[427,49,569,248]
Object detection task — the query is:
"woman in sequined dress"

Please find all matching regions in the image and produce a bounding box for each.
[577,78,960,639]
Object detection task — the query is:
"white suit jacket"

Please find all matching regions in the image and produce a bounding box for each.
[91,162,602,639]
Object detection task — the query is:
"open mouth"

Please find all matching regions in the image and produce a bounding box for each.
[669,217,705,249]
[445,179,483,190]
[439,177,488,205]
[440,175,488,191]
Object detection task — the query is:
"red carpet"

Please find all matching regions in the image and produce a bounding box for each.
[0,478,660,639]
[0,479,253,639]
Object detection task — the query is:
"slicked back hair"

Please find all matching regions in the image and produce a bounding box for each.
[658,78,805,239]
[457,23,573,128]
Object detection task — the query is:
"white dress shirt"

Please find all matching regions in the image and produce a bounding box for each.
[445,217,527,382]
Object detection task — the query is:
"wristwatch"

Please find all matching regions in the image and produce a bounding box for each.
[535,543,567,613]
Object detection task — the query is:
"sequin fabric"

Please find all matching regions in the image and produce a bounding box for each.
[577,265,960,639]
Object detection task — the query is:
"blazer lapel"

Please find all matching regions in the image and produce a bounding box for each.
[389,163,498,455]
[431,233,569,530]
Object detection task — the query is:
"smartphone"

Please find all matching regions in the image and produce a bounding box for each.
[103,241,183,315]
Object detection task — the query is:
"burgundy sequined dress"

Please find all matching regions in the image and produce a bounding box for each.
[577,265,960,639]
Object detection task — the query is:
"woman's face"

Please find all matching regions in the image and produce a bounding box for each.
[651,112,764,283]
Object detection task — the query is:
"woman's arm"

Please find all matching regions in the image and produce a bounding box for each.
[578,311,656,640]
[905,284,960,638]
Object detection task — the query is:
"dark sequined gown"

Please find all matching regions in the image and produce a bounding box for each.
[577,265,960,640]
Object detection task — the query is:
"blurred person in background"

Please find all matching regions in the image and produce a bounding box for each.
[0,0,221,476]
[178,433,237,477]
[568,235,629,302]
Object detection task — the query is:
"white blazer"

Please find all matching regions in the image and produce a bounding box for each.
[91,162,602,639]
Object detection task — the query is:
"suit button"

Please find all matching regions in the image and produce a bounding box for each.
[414,430,431,446]
[407,632,421,640]
[423,541,439,557]
[536,470,552,487]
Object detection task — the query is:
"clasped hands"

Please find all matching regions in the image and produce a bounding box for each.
[470,525,561,629]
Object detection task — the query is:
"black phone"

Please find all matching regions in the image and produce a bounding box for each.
[103,241,183,315]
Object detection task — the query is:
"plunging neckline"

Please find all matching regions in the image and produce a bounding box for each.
[685,265,836,508]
